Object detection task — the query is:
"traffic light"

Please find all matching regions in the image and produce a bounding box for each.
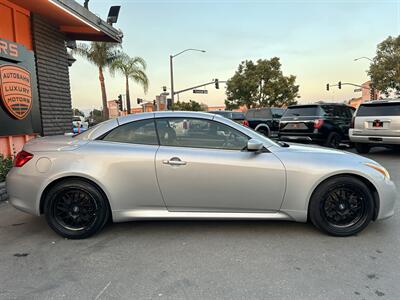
[338,81,342,89]
[117,94,123,111]
[137,98,142,104]
[215,79,219,89]
[163,86,167,92]
[326,84,329,91]
[370,87,376,100]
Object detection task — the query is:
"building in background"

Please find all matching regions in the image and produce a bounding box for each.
[107,100,121,119]
[348,81,380,108]
[0,0,122,157]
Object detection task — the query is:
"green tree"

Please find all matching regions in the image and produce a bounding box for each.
[110,53,149,114]
[0,154,12,182]
[226,58,299,109]
[369,35,400,97]
[172,100,206,111]
[73,42,121,119]
[89,108,104,125]
[72,108,84,117]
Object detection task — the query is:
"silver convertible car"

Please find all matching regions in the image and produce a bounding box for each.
[7,112,396,239]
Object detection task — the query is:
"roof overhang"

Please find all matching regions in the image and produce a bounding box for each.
[10,0,122,43]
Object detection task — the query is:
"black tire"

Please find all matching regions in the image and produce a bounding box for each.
[355,143,371,154]
[309,176,374,237]
[325,132,341,149]
[257,127,270,137]
[44,179,110,239]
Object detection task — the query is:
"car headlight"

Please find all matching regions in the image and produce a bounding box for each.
[364,163,390,180]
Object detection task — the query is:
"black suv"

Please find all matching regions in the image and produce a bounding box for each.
[278,103,355,148]
[245,107,286,137]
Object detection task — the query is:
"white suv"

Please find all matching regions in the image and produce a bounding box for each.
[350,99,400,153]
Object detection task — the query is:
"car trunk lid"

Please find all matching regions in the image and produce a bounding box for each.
[23,135,89,152]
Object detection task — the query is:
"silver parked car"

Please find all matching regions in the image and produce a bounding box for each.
[350,99,400,153]
[7,112,396,239]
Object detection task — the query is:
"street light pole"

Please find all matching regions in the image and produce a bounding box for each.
[169,48,206,106]
[170,55,174,106]
[354,56,373,62]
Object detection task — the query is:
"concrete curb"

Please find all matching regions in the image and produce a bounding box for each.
[0,182,8,202]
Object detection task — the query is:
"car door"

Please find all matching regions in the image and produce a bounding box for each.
[154,116,286,212]
[94,117,165,212]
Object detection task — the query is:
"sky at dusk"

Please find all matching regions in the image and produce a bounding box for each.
[69,0,400,111]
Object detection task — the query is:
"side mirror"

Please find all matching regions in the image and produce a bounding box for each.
[247,139,264,152]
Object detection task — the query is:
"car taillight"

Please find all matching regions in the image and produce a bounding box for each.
[314,119,324,129]
[14,151,33,167]
[350,116,355,129]
[242,120,249,126]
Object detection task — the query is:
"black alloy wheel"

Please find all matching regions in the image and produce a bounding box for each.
[321,186,366,228]
[44,179,110,239]
[53,188,98,231]
[309,176,374,236]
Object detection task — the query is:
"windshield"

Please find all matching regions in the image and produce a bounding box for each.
[357,103,400,116]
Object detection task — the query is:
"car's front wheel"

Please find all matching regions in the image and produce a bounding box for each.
[44,179,110,239]
[309,176,374,236]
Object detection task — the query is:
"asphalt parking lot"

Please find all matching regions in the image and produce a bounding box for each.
[0,147,399,300]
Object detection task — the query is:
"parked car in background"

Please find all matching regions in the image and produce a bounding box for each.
[72,116,89,130]
[350,100,400,154]
[7,111,395,238]
[245,107,286,137]
[209,110,249,126]
[279,103,355,148]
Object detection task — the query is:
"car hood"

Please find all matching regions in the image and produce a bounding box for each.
[23,135,89,152]
[271,143,377,165]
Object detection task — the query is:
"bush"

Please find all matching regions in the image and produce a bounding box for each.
[0,155,13,182]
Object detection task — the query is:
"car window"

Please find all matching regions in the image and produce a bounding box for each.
[156,118,249,150]
[321,105,349,118]
[231,112,245,120]
[254,109,272,119]
[357,103,400,116]
[271,108,285,118]
[101,119,158,145]
[283,106,319,117]
[245,110,256,119]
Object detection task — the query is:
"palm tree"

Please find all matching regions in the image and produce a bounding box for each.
[110,53,149,114]
[73,42,121,120]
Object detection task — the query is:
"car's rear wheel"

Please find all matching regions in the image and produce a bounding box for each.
[355,143,371,154]
[44,179,110,239]
[325,132,341,148]
[257,127,270,137]
[309,176,374,236]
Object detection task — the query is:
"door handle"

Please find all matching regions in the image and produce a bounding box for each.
[162,157,187,166]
